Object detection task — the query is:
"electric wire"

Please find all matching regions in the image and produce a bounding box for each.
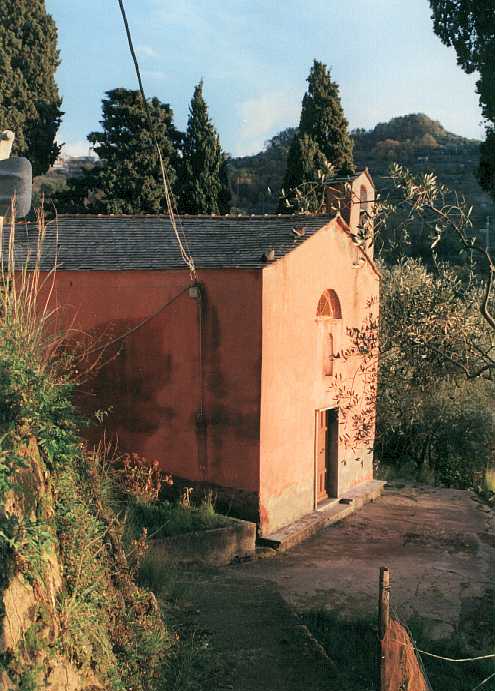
[116,0,197,281]
[471,671,495,691]
[389,607,434,691]
[85,285,190,355]
[390,606,495,691]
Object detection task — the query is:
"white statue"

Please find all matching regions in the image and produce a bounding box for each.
[0,131,15,160]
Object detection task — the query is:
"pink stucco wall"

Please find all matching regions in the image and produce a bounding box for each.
[51,269,262,508]
[44,204,378,535]
[259,216,379,535]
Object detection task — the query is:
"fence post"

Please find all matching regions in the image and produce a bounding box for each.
[378,566,390,691]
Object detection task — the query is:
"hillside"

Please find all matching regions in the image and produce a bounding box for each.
[352,114,492,231]
[227,128,296,214]
[227,114,493,232]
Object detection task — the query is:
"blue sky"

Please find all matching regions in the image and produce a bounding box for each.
[46,0,484,158]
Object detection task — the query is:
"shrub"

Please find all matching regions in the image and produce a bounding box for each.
[0,211,171,689]
[376,259,494,488]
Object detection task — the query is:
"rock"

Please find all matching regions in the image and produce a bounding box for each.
[45,658,83,691]
[0,574,36,653]
[1,438,62,653]
[45,656,103,691]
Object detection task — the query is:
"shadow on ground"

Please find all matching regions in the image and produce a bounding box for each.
[144,485,494,690]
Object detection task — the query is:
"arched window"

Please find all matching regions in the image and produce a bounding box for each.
[316,289,342,319]
[316,290,342,376]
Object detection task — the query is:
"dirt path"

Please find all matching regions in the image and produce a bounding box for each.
[166,570,334,691]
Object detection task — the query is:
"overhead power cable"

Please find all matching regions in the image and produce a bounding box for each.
[116,0,197,281]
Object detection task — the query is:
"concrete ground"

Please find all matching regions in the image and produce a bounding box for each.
[165,485,493,690]
[236,484,495,640]
[166,571,334,691]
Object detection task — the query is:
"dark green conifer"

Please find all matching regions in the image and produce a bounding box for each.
[299,60,355,174]
[280,134,332,212]
[430,0,495,199]
[178,81,229,214]
[218,155,232,215]
[0,0,63,175]
[55,88,180,214]
[279,60,354,211]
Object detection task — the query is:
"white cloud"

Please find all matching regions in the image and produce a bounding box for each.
[235,91,300,156]
[142,69,166,80]
[136,45,159,59]
[59,141,96,158]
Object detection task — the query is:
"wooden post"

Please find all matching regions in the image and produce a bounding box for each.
[378,566,390,691]
[379,566,390,639]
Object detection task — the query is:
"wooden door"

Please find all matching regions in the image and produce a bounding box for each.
[327,408,339,497]
[317,409,339,503]
[317,410,328,502]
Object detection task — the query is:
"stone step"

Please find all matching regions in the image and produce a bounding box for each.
[259,480,385,552]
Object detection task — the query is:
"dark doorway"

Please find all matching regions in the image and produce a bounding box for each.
[316,408,339,503]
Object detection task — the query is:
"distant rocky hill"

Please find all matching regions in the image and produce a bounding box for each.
[228,114,493,234]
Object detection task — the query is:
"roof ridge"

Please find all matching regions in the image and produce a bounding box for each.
[10,214,337,271]
[53,213,335,220]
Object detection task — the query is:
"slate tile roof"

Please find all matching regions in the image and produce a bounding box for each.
[10,214,335,271]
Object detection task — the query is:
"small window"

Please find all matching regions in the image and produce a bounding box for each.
[323,333,334,376]
[316,290,342,377]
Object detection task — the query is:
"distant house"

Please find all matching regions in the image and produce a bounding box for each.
[15,171,379,536]
[51,155,99,177]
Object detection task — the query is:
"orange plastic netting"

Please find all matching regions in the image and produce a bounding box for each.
[381,618,429,691]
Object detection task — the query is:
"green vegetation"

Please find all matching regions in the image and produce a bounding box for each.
[54,88,181,214]
[352,114,493,242]
[279,60,354,212]
[377,259,494,488]
[227,114,493,230]
[129,494,229,539]
[51,84,231,216]
[0,217,171,689]
[106,450,228,541]
[0,0,62,175]
[178,81,231,214]
[430,0,494,199]
[370,163,494,489]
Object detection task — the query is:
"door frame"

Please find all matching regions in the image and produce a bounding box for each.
[313,407,339,508]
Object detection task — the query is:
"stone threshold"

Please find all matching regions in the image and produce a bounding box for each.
[258,480,385,553]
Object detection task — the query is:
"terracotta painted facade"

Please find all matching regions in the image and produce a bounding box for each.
[42,172,378,535]
[259,214,378,533]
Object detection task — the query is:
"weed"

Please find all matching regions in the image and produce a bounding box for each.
[0,210,173,690]
[127,496,228,541]
[303,610,378,690]
[303,607,495,691]
[17,668,40,691]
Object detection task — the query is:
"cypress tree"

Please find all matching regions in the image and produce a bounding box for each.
[218,155,232,215]
[279,60,354,212]
[280,134,332,212]
[178,81,229,214]
[56,88,180,214]
[0,0,62,175]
